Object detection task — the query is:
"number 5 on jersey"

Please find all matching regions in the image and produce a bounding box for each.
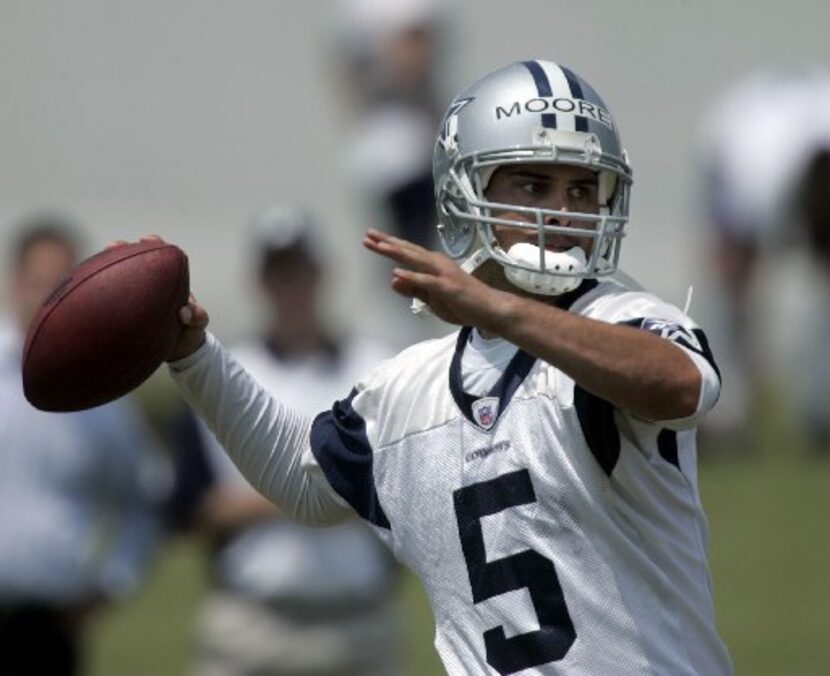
[453,469,577,674]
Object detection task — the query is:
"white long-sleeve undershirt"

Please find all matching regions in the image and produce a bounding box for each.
[168,333,351,526]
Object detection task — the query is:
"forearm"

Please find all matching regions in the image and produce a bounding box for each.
[483,292,701,420]
[168,333,352,526]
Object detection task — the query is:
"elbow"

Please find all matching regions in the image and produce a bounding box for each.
[659,364,702,422]
[675,377,702,419]
[657,344,704,421]
[635,361,701,423]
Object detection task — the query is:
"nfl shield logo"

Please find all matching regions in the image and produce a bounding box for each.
[472,397,499,431]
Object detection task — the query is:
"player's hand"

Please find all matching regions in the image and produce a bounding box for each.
[105,234,163,250]
[167,294,209,361]
[363,229,510,328]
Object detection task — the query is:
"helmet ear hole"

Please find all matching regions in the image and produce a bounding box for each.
[437,195,477,259]
[437,223,476,259]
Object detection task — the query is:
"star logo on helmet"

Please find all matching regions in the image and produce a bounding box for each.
[438,96,475,154]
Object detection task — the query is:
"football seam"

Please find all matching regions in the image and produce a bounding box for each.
[23,243,176,369]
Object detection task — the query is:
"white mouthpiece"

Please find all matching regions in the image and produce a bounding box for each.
[503,243,586,296]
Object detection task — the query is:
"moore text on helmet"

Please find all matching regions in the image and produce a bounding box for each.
[495,98,614,129]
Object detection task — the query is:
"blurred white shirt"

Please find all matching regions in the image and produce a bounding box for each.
[700,70,830,241]
[0,318,167,603]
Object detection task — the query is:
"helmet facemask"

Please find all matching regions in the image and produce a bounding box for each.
[438,129,631,296]
[433,60,633,300]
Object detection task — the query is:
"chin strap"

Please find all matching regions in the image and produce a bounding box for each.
[410,297,431,316]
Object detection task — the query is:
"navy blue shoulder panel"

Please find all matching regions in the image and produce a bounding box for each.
[573,385,620,475]
[691,328,720,380]
[657,428,680,470]
[309,389,391,529]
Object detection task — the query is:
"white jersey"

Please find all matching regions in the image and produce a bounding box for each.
[171,277,731,675]
[307,278,730,675]
[0,318,165,602]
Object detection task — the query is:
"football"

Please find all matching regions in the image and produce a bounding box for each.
[22,239,190,412]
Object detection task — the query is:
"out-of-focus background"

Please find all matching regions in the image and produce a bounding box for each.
[2,1,830,674]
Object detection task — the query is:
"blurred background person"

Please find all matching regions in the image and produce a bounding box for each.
[336,0,448,250]
[0,215,168,676]
[697,71,830,453]
[167,206,402,676]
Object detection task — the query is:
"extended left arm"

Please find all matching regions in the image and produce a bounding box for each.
[364,229,702,422]
[481,293,701,421]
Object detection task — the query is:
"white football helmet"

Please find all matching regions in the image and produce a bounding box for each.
[433,60,633,296]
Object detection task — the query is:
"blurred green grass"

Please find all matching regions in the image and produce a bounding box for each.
[88,380,830,675]
[88,539,444,676]
[700,452,830,674]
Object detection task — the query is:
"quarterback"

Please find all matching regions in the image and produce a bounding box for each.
[168,60,732,674]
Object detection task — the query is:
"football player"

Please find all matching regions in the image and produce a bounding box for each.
[168,61,732,674]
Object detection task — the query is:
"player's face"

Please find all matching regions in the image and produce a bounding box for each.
[13,239,75,329]
[484,163,600,255]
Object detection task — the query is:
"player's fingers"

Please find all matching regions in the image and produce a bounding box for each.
[390,275,416,298]
[392,267,442,292]
[366,228,428,256]
[365,233,441,273]
[179,299,209,328]
[105,235,163,250]
[365,228,399,245]
[364,227,386,242]
[391,278,431,305]
[392,272,444,318]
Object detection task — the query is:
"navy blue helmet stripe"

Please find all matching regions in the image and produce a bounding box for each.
[561,65,589,132]
[522,59,552,96]
[522,60,557,129]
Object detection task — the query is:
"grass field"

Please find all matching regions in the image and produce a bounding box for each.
[699,449,830,674]
[87,410,830,675]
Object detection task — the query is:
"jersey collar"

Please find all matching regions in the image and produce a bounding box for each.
[448,278,598,431]
[449,326,535,431]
